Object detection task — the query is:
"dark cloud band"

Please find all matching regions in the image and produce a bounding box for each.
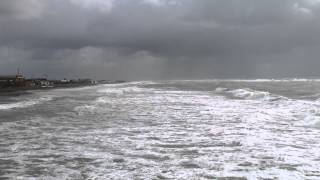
[1,0,320,80]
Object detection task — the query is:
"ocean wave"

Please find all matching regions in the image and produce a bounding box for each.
[3,80,320,179]
[228,88,271,100]
[214,87,229,93]
[97,86,146,94]
[218,78,320,82]
[166,79,320,83]
[294,106,320,128]
[74,105,98,115]
[303,115,320,128]
[0,96,54,110]
[215,87,284,101]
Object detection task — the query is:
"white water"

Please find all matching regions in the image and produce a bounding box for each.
[73,84,320,179]
[0,96,54,110]
[0,81,320,179]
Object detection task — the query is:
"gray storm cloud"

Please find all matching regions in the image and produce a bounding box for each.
[1,0,320,80]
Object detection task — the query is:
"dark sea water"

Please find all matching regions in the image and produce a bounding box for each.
[0,80,320,179]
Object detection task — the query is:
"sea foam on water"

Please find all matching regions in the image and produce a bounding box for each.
[0,80,320,179]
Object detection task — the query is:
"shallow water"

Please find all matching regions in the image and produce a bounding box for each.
[0,80,320,179]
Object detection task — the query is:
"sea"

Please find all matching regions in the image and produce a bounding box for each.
[0,80,320,180]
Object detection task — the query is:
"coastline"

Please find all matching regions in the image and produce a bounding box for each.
[0,81,127,96]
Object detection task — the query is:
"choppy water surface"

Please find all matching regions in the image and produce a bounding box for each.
[1,80,320,179]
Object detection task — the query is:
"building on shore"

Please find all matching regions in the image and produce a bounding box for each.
[29,78,53,87]
[1,70,101,90]
[0,74,26,88]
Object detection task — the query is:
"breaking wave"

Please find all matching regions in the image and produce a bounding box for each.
[0,96,54,110]
[216,78,320,82]
[2,80,320,179]
[212,86,320,129]
[303,115,320,128]
[215,87,285,101]
[228,88,274,100]
[97,86,147,94]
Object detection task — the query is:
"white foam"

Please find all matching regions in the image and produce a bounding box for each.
[4,81,320,179]
[168,78,320,83]
[74,105,98,115]
[221,78,320,82]
[226,88,283,101]
[303,115,320,128]
[97,86,145,94]
[0,96,54,110]
[215,87,229,93]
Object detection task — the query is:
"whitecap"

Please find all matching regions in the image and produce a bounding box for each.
[302,114,320,128]
[227,88,271,100]
[97,86,145,94]
[74,105,98,115]
[215,87,229,93]
[0,96,54,110]
[224,88,286,102]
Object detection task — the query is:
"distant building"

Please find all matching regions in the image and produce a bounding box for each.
[30,78,52,87]
[91,80,98,85]
[0,74,26,87]
[60,78,71,83]
[25,80,36,87]
[15,74,25,87]
[39,79,52,87]
[1,70,99,89]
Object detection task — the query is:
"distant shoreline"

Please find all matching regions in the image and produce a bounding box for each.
[0,81,127,96]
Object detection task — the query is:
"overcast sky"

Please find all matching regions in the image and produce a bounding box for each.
[1,0,320,80]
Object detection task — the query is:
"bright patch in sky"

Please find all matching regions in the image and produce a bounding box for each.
[70,0,114,13]
[142,0,178,6]
[294,3,313,15]
[305,0,320,6]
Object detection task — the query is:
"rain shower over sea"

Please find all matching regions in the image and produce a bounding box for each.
[0,80,320,179]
